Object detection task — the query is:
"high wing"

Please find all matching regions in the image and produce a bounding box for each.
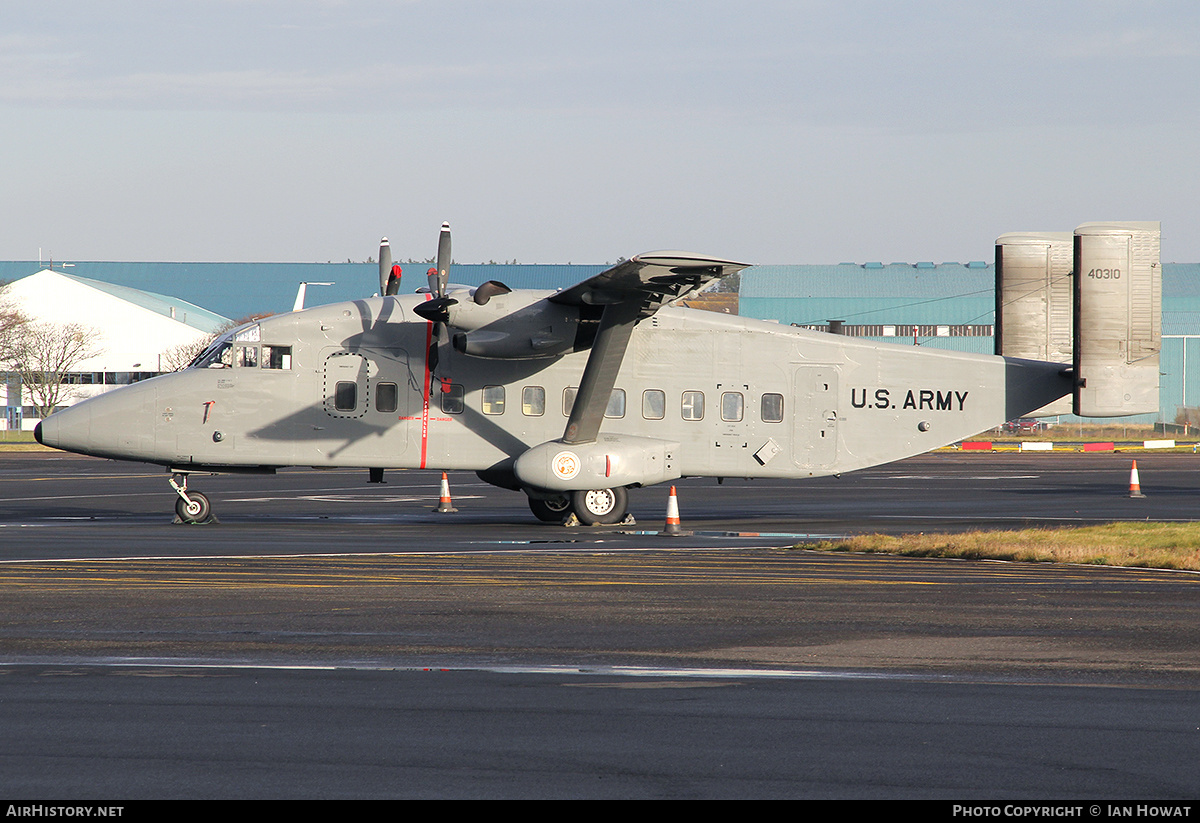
[548,251,749,318]
[407,228,748,447]
[550,251,749,445]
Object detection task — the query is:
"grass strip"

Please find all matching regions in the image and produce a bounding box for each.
[808,522,1200,571]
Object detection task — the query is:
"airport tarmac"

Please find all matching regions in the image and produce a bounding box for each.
[0,452,1197,799]
[3,450,1200,553]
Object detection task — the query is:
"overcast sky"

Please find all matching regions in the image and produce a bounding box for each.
[3,1,1199,264]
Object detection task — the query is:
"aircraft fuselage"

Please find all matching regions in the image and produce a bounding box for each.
[36,294,1071,488]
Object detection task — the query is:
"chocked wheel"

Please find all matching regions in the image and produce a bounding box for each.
[528,494,571,523]
[175,490,212,524]
[570,487,628,526]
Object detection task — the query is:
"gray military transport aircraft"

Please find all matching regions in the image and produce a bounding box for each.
[34,221,1161,525]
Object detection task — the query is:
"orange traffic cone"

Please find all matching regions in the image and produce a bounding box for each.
[1128,461,1146,498]
[434,472,458,512]
[660,485,686,536]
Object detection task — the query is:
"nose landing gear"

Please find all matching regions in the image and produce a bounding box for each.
[170,473,217,525]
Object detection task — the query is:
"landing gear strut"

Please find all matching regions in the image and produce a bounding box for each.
[170,473,216,524]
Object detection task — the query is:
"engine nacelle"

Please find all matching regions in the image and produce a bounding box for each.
[447,292,591,359]
[513,435,680,491]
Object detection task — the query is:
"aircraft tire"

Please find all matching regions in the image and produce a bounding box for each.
[571,487,628,526]
[528,495,571,523]
[175,491,212,524]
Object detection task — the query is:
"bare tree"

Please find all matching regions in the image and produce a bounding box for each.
[158,312,276,373]
[160,336,215,372]
[0,289,29,367]
[10,322,104,418]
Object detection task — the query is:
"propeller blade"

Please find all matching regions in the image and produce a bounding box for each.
[378,237,392,296]
[385,264,403,296]
[428,330,440,373]
[436,221,451,297]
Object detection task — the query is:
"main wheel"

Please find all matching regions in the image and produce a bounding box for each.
[528,495,571,523]
[570,487,628,526]
[175,491,212,524]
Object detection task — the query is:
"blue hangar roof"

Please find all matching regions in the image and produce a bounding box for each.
[0,262,606,322]
[3,260,1200,338]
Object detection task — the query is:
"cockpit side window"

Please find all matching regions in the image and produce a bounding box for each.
[263,346,292,369]
[238,346,259,368]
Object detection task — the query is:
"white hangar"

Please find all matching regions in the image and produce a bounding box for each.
[1,268,229,430]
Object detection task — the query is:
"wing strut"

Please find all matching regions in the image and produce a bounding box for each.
[553,251,749,446]
[562,297,643,445]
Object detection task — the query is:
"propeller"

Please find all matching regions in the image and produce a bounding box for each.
[379,237,402,296]
[412,222,456,376]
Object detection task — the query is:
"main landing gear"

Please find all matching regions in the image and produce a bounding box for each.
[527,487,631,526]
[170,473,216,525]
[528,494,571,523]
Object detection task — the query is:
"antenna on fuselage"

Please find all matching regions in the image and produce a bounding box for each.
[293,282,334,311]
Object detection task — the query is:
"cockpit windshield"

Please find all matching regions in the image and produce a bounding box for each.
[189,332,235,369]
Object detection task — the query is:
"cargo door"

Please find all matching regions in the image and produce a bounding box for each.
[792,366,839,469]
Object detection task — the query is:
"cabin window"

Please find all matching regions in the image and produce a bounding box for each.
[681,391,705,421]
[238,346,258,368]
[522,386,545,416]
[560,387,625,418]
[482,385,505,415]
[263,346,292,369]
[721,392,744,422]
[441,383,464,414]
[642,389,665,420]
[605,389,626,419]
[376,382,398,414]
[761,393,784,423]
[334,381,357,411]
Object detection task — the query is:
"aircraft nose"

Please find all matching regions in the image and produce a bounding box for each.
[30,402,89,454]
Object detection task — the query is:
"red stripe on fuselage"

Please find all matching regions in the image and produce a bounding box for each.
[420,295,433,469]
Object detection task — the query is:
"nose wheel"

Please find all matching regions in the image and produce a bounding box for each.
[170,473,217,524]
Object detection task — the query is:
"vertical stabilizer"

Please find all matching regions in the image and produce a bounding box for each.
[1073,221,1161,417]
[995,232,1074,415]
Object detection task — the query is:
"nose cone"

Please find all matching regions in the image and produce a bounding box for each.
[38,380,165,461]
[31,402,89,454]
